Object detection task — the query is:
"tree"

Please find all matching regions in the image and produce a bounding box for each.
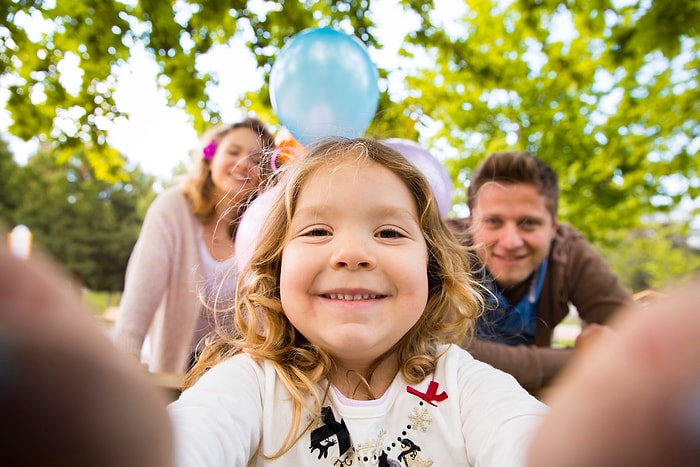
[0,135,22,231]
[0,0,399,180]
[11,147,155,292]
[600,223,700,292]
[399,1,699,244]
[2,0,699,288]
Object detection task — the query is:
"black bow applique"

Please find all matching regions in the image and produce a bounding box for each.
[309,406,352,459]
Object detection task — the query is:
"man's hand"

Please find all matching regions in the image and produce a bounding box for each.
[574,322,616,353]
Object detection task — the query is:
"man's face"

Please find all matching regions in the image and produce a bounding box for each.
[470,182,558,289]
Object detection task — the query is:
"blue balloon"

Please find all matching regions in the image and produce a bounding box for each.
[270,28,380,146]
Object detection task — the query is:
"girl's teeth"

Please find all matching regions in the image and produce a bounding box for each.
[327,294,376,300]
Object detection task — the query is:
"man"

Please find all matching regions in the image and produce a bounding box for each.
[447,151,634,391]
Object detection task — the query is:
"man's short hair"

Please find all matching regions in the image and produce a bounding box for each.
[467,151,559,219]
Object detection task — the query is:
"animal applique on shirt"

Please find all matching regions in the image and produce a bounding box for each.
[306,380,449,466]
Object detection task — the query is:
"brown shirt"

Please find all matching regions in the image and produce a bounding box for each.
[447,218,635,391]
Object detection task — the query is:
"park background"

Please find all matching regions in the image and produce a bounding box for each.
[1,0,699,319]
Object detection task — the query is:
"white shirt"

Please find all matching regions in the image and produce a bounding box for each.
[169,345,547,466]
[192,236,237,353]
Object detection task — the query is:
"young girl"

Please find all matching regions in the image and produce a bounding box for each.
[169,137,547,466]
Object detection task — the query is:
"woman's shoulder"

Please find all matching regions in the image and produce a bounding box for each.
[143,186,192,222]
[151,185,188,209]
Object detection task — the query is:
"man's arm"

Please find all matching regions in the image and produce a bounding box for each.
[562,227,634,324]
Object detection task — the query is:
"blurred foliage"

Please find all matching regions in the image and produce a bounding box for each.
[1,0,699,290]
[600,224,700,293]
[83,289,122,315]
[3,139,156,292]
[0,137,23,230]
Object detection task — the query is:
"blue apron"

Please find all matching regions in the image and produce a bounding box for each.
[475,260,548,345]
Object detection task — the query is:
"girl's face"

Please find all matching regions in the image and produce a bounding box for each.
[280,159,429,374]
[209,127,264,201]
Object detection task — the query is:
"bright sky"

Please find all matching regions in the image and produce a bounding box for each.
[105,40,260,179]
[1,0,590,182]
[0,29,263,179]
[1,0,470,180]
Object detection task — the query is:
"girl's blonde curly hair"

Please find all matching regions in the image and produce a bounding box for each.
[185,137,484,458]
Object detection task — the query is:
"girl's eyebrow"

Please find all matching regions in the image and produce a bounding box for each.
[293,204,420,225]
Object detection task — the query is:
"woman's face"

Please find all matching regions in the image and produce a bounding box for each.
[208,127,264,202]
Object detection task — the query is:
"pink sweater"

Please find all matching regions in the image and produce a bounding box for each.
[114,186,204,374]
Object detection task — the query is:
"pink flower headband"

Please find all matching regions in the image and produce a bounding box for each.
[203,140,217,160]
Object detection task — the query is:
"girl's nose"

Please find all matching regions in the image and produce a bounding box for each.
[330,234,376,270]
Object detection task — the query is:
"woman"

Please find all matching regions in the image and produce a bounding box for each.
[114,117,276,374]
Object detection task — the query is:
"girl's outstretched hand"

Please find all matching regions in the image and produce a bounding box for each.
[529,281,700,467]
[0,246,173,467]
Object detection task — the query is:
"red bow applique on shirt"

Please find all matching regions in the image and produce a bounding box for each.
[406,380,448,407]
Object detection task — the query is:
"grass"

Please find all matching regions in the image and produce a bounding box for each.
[552,314,582,348]
[82,290,121,316]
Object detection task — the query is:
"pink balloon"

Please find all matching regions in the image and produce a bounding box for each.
[381,138,453,217]
[235,185,281,273]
